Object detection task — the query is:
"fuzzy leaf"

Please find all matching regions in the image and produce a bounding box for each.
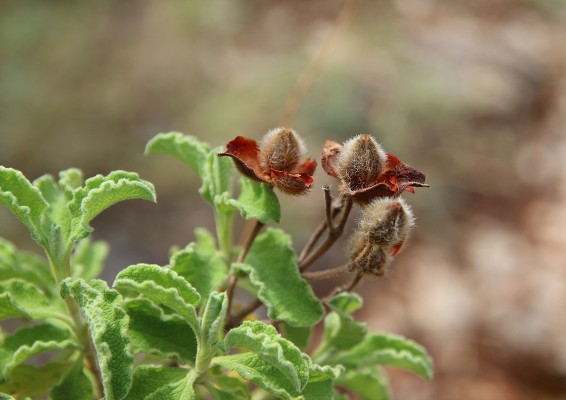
[146,375,196,400]
[203,147,234,207]
[0,324,77,382]
[200,292,228,349]
[226,178,280,223]
[207,375,251,400]
[68,171,156,241]
[71,238,109,279]
[32,175,71,238]
[0,362,73,399]
[113,264,200,330]
[170,231,227,305]
[60,278,134,400]
[334,333,433,380]
[212,353,299,400]
[124,365,188,400]
[124,298,197,363]
[321,292,367,351]
[337,368,390,400]
[0,239,55,293]
[224,321,310,392]
[58,168,84,200]
[232,229,323,327]
[145,132,210,178]
[49,363,93,400]
[301,364,342,400]
[0,279,65,321]
[0,167,48,244]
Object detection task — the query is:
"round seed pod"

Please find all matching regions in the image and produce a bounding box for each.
[336,134,387,192]
[348,232,392,276]
[258,127,306,172]
[358,197,414,248]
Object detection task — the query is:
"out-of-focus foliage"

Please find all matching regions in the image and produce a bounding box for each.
[1,0,566,398]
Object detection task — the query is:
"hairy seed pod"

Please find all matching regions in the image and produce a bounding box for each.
[336,134,387,192]
[348,232,392,276]
[358,197,414,248]
[258,127,306,172]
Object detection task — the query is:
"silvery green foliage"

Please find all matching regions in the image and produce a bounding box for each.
[0,134,432,399]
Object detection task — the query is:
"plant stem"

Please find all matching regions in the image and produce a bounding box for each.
[48,255,104,397]
[215,211,234,262]
[226,220,265,329]
[322,270,364,303]
[226,298,262,331]
[302,264,352,281]
[299,196,353,272]
[298,186,343,263]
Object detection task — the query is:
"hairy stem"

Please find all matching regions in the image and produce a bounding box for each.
[48,255,104,396]
[302,264,352,281]
[226,220,265,328]
[299,196,353,272]
[215,211,234,262]
[226,298,263,331]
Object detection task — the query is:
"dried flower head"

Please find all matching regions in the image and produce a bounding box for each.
[358,197,414,252]
[348,197,414,276]
[348,232,392,276]
[336,134,387,192]
[322,134,428,204]
[218,128,316,195]
[259,128,307,172]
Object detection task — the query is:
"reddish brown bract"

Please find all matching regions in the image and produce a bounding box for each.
[218,128,316,195]
[321,134,428,204]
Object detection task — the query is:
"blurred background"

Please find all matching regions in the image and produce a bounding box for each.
[1,0,566,398]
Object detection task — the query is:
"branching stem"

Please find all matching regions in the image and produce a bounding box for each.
[226,220,265,328]
[299,195,353,272]
[302,264,352,281]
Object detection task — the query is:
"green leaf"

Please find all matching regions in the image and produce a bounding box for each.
[202,147,234,207]
[170,231,227,305]
[337,368,390,400]
[206,375,251,400]
[60,278,134,400]
[226,178,281,224]
[68,171,156,241]
[124,365,188,400]
[200,292,228,349]
[280,323,312,351]
[320,292,367,351]
[0,323,77,382]
[333,333,433,380]
[0,239,55,293]
[212,353,300,400]
[146,374,196,400]
[71,238,109,279]
[0,279,65,321]
[301,364,342,400]
[49,363,94,400]
[145,132,210,178]
[124,298,197,363]
[32,175,70,238]
[232,229,323,327]
[113,264,200,330]
[224,321,310,392]
[0,362,73,398]
[0,166,48,244]
[58,168,84,200]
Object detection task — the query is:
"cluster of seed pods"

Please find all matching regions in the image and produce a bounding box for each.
[220,128,428,277]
